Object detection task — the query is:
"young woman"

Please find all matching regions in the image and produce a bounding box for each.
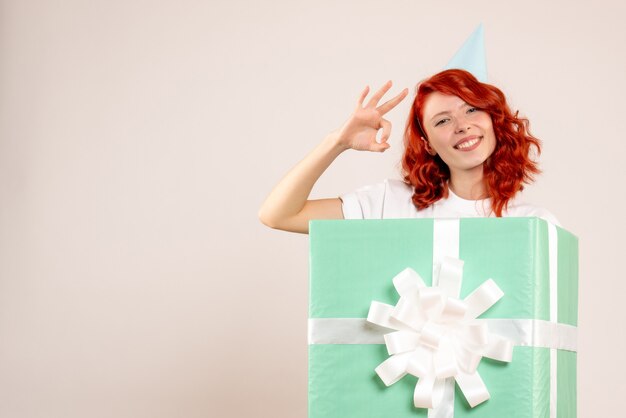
[259,69,559,233]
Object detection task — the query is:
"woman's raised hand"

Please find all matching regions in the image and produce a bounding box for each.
[259,80,409,233]
[336,80,409,152]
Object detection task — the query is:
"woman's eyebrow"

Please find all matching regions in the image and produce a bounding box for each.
[430,110,451,121]
[430,103,469,121]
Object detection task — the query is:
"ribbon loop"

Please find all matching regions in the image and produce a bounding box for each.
[392,295,427,330]
[418,287,445,319]
[434,340,458,378]
[367,301,412,331]
[407,346,433,377]
[464,322,489,346]
[384,330,420,355]
[440,297,468,323]
[455,371,490,408]
[464,279,504,320]
[375,352,412,386]
[483,334,514,362]
[414,375,447,409]
[393,267,426,296]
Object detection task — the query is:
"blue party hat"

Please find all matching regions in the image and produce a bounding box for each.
[444,24,487,82]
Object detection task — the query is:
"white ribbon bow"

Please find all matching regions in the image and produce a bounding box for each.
[366,256,514,410]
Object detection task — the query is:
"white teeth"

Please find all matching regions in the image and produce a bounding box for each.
[456,137,481,150]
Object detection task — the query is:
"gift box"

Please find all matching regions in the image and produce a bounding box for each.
[308,218,578,418]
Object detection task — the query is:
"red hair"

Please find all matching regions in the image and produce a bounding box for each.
[402,69,541,216]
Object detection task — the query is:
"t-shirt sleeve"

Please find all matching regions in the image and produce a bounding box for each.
[513,205,562,227]
[531,207,562,227]
[339,181,387,219]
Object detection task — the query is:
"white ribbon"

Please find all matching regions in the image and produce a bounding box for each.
[548,222,559,418]
[308,318,577,350]
[366,260,513,410]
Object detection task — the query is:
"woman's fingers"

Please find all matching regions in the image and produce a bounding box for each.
[348,81,404,152]
[378,119,392,144]
[370,119,392,152]
[370,141,390,152]
[365,80,393,108]
[377,88,409,115]
[358,82,407,114]
[356,85,370,108]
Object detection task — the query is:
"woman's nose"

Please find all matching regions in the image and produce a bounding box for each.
[454,122,471,134]
[454,114,472,133]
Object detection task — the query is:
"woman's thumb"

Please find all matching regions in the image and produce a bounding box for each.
[371,142,390,153]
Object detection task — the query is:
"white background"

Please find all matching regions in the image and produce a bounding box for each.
[1,0,624,416]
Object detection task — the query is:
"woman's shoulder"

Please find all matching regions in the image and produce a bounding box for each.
[340,178,415,219]
[341,178,414,199]
[383,178,415,197]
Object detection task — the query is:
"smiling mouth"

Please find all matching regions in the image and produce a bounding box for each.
[454,136,483,151]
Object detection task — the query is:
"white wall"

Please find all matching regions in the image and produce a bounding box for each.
[1,0,624,416]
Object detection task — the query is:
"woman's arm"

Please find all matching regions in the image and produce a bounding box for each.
[258,81,408,234]
[258,132,346,234]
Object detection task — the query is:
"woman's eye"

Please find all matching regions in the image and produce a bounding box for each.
[467,107,478,113]
[435,118,449,126]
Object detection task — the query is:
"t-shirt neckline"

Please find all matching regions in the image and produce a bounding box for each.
[446,187,492,215]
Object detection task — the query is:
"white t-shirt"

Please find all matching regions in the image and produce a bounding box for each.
[340,179,560,226]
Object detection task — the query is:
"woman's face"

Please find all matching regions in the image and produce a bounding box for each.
[421,92,496,177]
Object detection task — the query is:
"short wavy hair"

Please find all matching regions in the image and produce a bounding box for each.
[402,69,541,217]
